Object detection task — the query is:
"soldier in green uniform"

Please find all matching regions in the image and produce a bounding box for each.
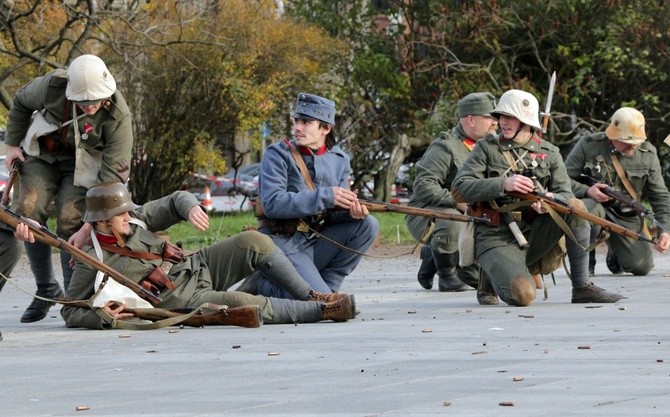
[4,54,134,323]
[405,92,498,298]
[452,89,623,306]
[48,182,355,329]
[0,230,21,340]
[565,107,670,275]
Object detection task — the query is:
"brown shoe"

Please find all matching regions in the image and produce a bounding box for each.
[477,271,499,306]
[572,283,625,303]
[322,295,356,322]
[309,290,348,303]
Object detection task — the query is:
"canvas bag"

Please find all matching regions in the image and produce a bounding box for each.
[21,110,59,157]
[457,221,475,267]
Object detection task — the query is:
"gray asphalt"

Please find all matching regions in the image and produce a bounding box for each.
[1,245,669,417]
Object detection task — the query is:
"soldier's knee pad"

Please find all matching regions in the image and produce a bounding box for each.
[234,231,275,255]
[509,276,536,307]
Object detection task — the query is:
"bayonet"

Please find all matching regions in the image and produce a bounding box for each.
[541,71,556,134]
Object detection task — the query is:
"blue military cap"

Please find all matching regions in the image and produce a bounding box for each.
[293,93,336,125]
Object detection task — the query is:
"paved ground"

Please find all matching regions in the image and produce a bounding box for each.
[1,244,669,417]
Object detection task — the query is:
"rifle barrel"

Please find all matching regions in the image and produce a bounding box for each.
[360,200,491,224]
[509,191,656,244]
[0,207,162,305]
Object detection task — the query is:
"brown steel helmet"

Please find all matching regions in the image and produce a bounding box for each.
[83,182,139,222]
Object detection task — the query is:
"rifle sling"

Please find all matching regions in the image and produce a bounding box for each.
[98,242,162,261]
[609,152,652,239]
[96,303,223,330]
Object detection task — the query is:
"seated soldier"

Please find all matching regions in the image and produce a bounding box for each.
[17,182,357,329]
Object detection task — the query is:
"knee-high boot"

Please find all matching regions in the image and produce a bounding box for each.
[433,250,468,292]
[267,295,356,323]
[21,241,64,323]
[416,245,437,290]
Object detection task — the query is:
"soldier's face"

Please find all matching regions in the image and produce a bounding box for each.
[76,100,104,116]
[463,114,498,139]
[292,117,331,149]
[611,140,638,156]
[101,212,132,236]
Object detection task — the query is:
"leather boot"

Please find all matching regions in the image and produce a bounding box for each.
[477,271,499,305]
[434,251,468,292]
[606,249,624,274]
[509,277,536,306]
[309,290,348,303]
[21,283,64,323]
[572,283,625,303]
[416,245,437,290]
[322,294,357,322]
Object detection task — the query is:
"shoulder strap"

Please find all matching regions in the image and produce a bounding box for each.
[287,142,316,190]
[99,242,162,260]
[609,153,639,200]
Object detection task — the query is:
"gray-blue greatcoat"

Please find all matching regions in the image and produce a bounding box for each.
[256,139,379,297]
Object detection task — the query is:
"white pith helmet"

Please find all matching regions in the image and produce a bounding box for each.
[491,89,541,130]
[605,107,647,145]
[65,54,116,105]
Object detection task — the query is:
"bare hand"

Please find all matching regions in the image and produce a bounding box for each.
[5,145,25,171]
[332,187,360,210]
[13,222,35,243]
[103,301,134,320]
[188,205,210,231]
[656,232,670,253]
[348,199,369,219]
[503,174,535,194]
[456,202,468,213]
[530,192,553,214]
[68,223,92,249]
[585,183,612,203]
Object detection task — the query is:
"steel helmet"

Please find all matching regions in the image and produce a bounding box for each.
[83,182,139,222]
[605,107,646,144]
[65,54,116,105]
[491,89,541,130]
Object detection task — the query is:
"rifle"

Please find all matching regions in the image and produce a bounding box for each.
[1,159,20,207]
[578,174,669,231]
[0,206,162,305]
[62,299,262,328]
[508,190,657,244]
[360,200,492,225]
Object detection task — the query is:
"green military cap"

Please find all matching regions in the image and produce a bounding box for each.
[457,92,497,117]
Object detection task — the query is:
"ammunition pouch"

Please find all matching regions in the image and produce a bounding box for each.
[467,202,501,227]
[141,266,176,296]
[161,241,186,264]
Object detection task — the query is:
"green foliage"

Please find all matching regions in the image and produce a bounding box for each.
[164,211,413,251]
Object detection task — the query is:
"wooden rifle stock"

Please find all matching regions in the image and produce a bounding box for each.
[60,300,262,328]
[1,159,20,207]
[508,191,656,244]
[0,206,162,305]
[360,200,491,225]
[128,305,263,328]
[578,174,650,216]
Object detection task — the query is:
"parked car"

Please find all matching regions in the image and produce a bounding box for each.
[183,174,255,214]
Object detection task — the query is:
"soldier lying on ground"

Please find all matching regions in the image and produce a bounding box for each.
[15,182,357,329]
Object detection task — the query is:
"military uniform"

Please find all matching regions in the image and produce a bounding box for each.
[405,125,479,288]
[565,132,670,275]
[256,139,379,297]
[254,93,379,299]
[5,68,133,238]
[451,132,586,303]
[4,56,133,322]
[61,191,351,329]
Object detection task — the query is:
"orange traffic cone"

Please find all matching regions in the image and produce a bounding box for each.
[201,185,213,212]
